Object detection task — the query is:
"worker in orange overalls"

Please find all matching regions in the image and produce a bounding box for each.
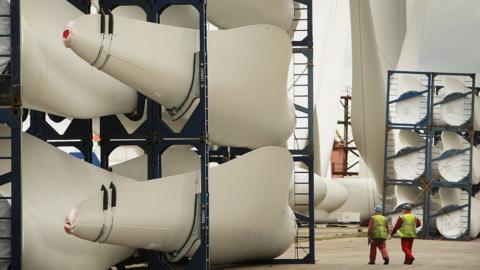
[367,205,390,265]
[391,204,422,264]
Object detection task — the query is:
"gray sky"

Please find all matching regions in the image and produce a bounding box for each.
[418,0,480,79]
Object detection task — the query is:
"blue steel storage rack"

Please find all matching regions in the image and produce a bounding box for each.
[281,1,315,263]
[25,111,93,163]
[99,0,316,267]
[97,1,210,269]
[11,2,94,163]
[383,70,476,240]
[208,1,315,265]
[0,0,21,269]
[6,0,316,269]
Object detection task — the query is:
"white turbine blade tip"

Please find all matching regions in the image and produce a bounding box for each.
[63,21,76,48]
[64,208,78,234]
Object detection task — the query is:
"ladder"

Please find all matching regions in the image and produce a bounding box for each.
[291,51,310,150]
[0,109,22,270]
[292,167,312,259]
[289,1,315,262]
[0,133,12,269]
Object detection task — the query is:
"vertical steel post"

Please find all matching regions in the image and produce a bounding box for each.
[343,97,349,176]
[307,45,315,263]
[10,0,22,269]
[187,1,210,269]
[10,110,21,270]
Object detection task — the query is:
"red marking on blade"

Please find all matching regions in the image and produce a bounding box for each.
[63,29,70,39]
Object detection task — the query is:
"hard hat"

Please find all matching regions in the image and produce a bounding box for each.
[374,205,383,212]
[403,204,413,211]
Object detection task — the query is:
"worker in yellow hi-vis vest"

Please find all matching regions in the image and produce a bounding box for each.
[391,204,422,265]
[367,205,390,265]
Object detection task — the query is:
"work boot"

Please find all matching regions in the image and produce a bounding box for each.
[383,257,389,265]
[368,261,375,265]
[405,257,415,265]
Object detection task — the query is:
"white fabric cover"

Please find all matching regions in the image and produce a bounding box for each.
[439,131,479,184]
[315,178,349,220]
[319,177,379,223]
[0,125,136,270]
[70,147,297,264]
[21,0,138,118]
[437,188,480,239]
[288,168,327,215]
[370,0,406,79]
[393,130,425,181]
[313,0,349,177]
[113,153,327,216]
[0,126,298,267]
[350,0,386,193]
[438,77,480,130]
[395,185,422,208]
[208,0,294,31]
[65,15,295,148]
[95,0,295,32]
[396,0,428,70]
[111,146,200,181]
[395,75,428,125]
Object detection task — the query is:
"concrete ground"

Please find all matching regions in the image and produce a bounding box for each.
[222,226,480,270]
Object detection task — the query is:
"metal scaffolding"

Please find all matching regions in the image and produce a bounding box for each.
[332,93,360,177]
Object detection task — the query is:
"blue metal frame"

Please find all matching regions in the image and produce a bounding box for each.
[427,186,473,241]
[291,0,312,47]
[11,0,95,165]
[25,111,93,163]
[16,0,94,164]
[284,2,314,261]
[0,0,22,269]
[0,109,22,270]
[385,70,432,129]
[289,46,315,264]
[383,70,476,240]
[67,0,91,13]
[14,0,315,268]
[96,1,210,269]
[98,0,315,266]
[213,1,315,264]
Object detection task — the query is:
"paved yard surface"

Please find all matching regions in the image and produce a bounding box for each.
[121,227,480,270]
[222,226,480,270]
